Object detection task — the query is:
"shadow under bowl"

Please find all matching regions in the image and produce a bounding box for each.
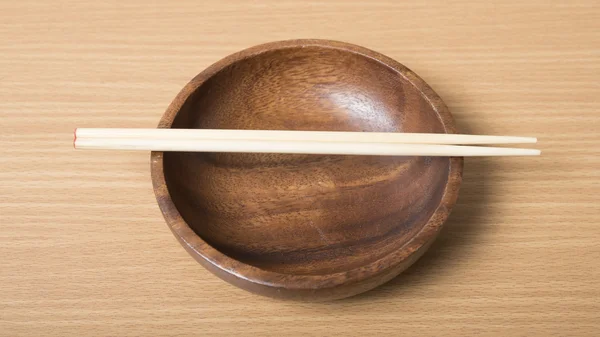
[151,39,463,301]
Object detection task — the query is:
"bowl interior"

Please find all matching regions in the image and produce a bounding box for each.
[163,45,451,276]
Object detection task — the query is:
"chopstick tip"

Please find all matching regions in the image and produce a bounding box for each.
[528,149,541,156]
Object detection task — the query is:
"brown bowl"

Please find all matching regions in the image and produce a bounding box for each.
[151,39,463,301]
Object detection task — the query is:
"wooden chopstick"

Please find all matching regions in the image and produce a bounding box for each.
[75,128,537,145]
[74,134,540,157]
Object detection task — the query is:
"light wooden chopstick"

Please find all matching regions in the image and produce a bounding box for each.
[74,128,540,157]
[75,128,537,144]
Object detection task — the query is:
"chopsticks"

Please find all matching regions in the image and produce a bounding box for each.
[74,128,540,156]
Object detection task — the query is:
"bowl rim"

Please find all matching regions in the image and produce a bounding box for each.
[151,39,463,291]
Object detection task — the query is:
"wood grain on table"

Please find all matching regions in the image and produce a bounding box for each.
[1,1,599,336]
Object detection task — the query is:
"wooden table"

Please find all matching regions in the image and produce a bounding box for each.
[1,1,599,336]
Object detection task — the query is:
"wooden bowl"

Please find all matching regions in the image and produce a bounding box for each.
[151,39,463,301]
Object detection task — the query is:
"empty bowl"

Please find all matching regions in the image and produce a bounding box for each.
[151,39,463,300]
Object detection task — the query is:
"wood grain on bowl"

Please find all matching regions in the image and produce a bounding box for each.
[151,39,463,300]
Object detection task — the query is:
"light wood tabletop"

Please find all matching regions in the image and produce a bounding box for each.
[1,1,599,336]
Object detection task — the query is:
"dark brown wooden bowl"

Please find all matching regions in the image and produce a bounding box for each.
[151,39,463,301]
